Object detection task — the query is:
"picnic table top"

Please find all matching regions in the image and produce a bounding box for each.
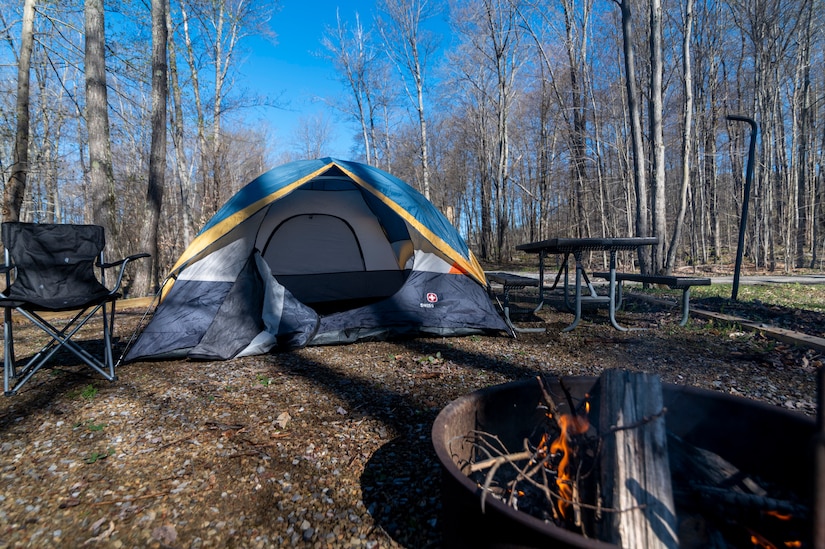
[516,237,659,254]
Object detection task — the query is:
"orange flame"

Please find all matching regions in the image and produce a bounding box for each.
[763,510,792,521]
[549,413,589,518]
[749,530,778,549]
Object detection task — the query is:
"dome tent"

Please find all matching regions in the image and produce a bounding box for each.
[125,158,508,362]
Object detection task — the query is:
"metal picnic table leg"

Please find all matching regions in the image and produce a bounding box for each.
[562,251,584,332]
[535,250,546,312]
[679,287,692,326]
[607,250,629,331]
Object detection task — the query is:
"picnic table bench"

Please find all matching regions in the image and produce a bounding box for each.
[591,272,711,326]
[485,272,545,334]
[516,237,659,331]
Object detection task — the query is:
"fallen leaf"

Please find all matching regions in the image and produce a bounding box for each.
[151,524,177,545]
[275,412,291,429]
[83,520,115,545]
[59,497,81,509]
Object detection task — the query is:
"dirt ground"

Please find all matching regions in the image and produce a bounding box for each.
[0,292,821,548]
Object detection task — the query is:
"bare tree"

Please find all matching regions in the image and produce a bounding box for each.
[321,11,381,165]
[665,0,694,274]
[376,0,439,199]
[515,0,595,239]
[166,1,195,244]
[85,0,117,238]
[292,111,335,159]
[649,0,666,273]
[611,0,650,274]
[176,0,277,221]
[134,0,168,296]
[3,0,36,222]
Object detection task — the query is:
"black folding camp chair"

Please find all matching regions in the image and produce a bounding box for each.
[1,222,149,396]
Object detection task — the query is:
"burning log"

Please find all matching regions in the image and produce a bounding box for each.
[598,369,679,549]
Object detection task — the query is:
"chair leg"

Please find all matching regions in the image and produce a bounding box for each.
[5,304,117,395]
[4,308,15,395]
[102,301,117,381]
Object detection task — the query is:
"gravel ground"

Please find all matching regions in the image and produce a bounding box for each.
[0,294,821,548]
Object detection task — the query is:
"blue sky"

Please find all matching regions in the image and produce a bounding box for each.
[241,0,380,158]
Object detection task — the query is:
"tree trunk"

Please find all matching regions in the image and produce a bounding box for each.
[3,0,36,222]
[179,1,209,224]
[795,1,813,269]
[614,0,650,274]
[649,0,666,273]
[415,58,431,200]
[167,1,193,245]
[666,0,694,274]
[85,0,117,238]
[134,0,168,297]
[562,0,591,239]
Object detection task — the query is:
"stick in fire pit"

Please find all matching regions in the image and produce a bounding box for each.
[598,369,679,549]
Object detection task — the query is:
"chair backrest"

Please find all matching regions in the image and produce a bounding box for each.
[2,222,108,304]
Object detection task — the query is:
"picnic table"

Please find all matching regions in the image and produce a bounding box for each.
[516,237,659,332]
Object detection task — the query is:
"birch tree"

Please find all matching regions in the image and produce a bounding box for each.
[3,0,36,222]
[377,0,439,199]
[665,0,694,273]
[649,0,666,273]
[321,11,382,165]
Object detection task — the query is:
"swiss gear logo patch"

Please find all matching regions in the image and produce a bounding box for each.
[420,292,438,308]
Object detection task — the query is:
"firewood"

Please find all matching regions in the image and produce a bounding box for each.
[667,432,766,497]
[598,369,679,548]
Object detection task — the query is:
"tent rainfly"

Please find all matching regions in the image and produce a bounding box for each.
[125,158,508,361]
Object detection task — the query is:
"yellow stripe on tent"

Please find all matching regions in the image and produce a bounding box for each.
[334,163,487,285]
[160,163,335,299]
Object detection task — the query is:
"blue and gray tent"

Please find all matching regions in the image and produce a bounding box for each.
[125,158,507,361]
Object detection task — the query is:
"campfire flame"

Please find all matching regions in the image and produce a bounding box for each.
[548,413,590,519]
[763,510,792,521]
[749,530,778,549]
[748,528,802,549]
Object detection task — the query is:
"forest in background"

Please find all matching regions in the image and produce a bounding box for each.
[1,0,824,296]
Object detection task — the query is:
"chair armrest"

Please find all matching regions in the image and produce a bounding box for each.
[98,253,151,295]
[98,253,151,270]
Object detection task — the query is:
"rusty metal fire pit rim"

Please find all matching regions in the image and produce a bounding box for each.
[431,375,816,549]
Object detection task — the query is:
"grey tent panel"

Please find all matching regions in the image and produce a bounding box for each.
[124,278,232,360]
[188,254,266,360]
[309,271,507,345]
